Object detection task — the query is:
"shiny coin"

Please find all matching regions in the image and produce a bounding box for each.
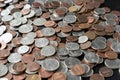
[26,32,36,38]
[8,53,22,63]
[42,58,60,71]
[35,38,49,48]
[17,45,30,54]
[99,66,113,77]
[64,57,81,68]
[13,12,22,18]
[10,18,22,27]
[0,33,13,43]
[25,74,41,80]
[52,72,66,80]
[21,37,34,45]
[66,42,79,50]
[33,18,47,26]
[0,78,8,80]
[69,49,83,57]
[90,74,105,80]
[63,15,76,24]
[78,36,88,43]
[24,10,35,18]
[0,64,8,77]
[71,64,86,76]
[1,9,10,16]
[104,59,120,69]
[41,45,56,57]
[41,28,55,36]
[19,24,33,33]
[1,15,13,22]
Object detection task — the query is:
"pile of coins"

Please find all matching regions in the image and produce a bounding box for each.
[0,0,120,80]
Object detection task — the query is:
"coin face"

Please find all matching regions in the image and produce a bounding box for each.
[0,64,8,77]
[41,28,55,36]
[52,72,66,80]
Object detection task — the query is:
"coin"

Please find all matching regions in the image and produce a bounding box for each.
[71,64,86,76]
[25,74,41,80]
[17,45,30,54]
[52,72,66,80]
[78,36,88,43]
[90,74,105,80]
[105,51,118,59]
[0,64,8,77]
[27,62,40,72]
[63,15,77,24]
[41,45,56,57]
[42,58,60,71]
[66,42,79,50]
[99,66,113,77]
[0,33,13,43]
[33,18,47,26]
[19,24,33,33]
[41,28,55,36]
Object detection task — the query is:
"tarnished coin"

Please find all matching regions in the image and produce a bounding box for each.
[33,18,47,26]
[66,42,79,50]
[17,45,30,54]
[52,72,66,80]
[0,33,13,43]
[80,41,91,50]
[99,66,113,77]
[41,28,55,36]
[8,53,22,63]
[64,57,81,68]
[27,62,40,72]
[71,64,86,76]
[19,24,33,33]
[0,64,8,77]
[25,74,41,80]
[42,58,60,71]
[104,59,120,69]
[105,51,118,59]
[35,38,49,48]
[41,45,56,57]
[90,74,105,80]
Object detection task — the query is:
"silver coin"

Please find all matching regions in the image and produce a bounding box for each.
[25,68,38,74]
[58,21,68,27]
[26,32,36,38]
[50,40,58,47]
[0,64,8,77]
[35,38,49,48]
[58,55,68,61]
[69,49,83,57]
[8,63,19,74]
[1,15,13,22]
[13,12,22,18]
[78,36,88,43]
[0,33,13,43]
[63,15,76,24]
[6,5,14,11]
[50,14,63,21]
[105,59,120,69]
[95,37,106,42]
[23,4,31,9]
[64,57,81,68]
[57,61,68,73]
[10,18,22,27]
[66,42,79,50]
[21,37,34,45]
[66,70,82,80]
[41,28,55,36]
[0,78,8,80]
[84,51,99,63]
[104,13,118,20]
[72,31,84,37]
[1,9,10,16]
[25,10,35,18]
[21,17,28,24]
[33,18,46,26]
[8,53,22,63]
[33,7,43,16]
[106,19,117,26]
[0,25,6,32]
[115,25,120,32]
[94,8,106,15]
[111,42,120,52]
[57,32,71,37]
[19,24,33,33]
[0,27,4,35]
[57,48,69,56]
[82,64,90,73]
[4,0,12,3]
[17,45,30,54]
[41,45,56,57]
[42,58,60,71]
[82,69,94,77]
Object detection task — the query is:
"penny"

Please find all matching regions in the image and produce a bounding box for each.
[71,64,86,76]
[44,21,56,27]
[90,74,105,80]
[61,25,72,33]
[84,31,96,40]
[4,73,13,80]
[22,54,35,64]
[13,74,26,80]
[27,62,40,72]
[13,62,26,73]
[25,74,41,80]
[52,72,66,80]
[99,66,113,77]
[77,15,88,23]
[105,51,118,59]
[0,49,10,58]
[79,23,91,29]
[80,41,91,49]
[39,68,53,78]
[41,12,50,19]
[66,36,78,42]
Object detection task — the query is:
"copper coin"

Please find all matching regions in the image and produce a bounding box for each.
[66,36,78,42]
[54,27,61,33]
[21,9,30,15]
[41,12,50,19]
[71,64,86,76]
[79,23,91,29]
[96,51,107,58]
[80,41,91,49]
[4,73,13,80]
[22,54,35,64]
[77,15,88,23]
[84,31,96,40]
[32,2,42,8]
[92,25,105,31]
[61,26,72,33]
[44,21,56,27]
[105,25,114,33]
[87,16,95,23]
[58,43,65,48]
[105,51,118,59]
[46,35,57,41]
[39,68,54,78]
[90,74,105,80]
[72,24,81,31]
[55,8,66,16]
[52,72,66,80]
[111,10,120,17]
[50,1,60,8]
[55,37,61,43]
[0,41,7,50]
[94,31,106,36]
[13,74,26,80]
[25,74,41,80]
[0,59,7,64]
[36,30,44,38]
[0,49,10,58]
[27,62,40,72]
[13,62,26,73]
[73,0,83,5]
[99,66,113,77]
[103,7,111,13]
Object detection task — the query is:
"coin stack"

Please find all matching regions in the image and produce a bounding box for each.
[0,0,120,80]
